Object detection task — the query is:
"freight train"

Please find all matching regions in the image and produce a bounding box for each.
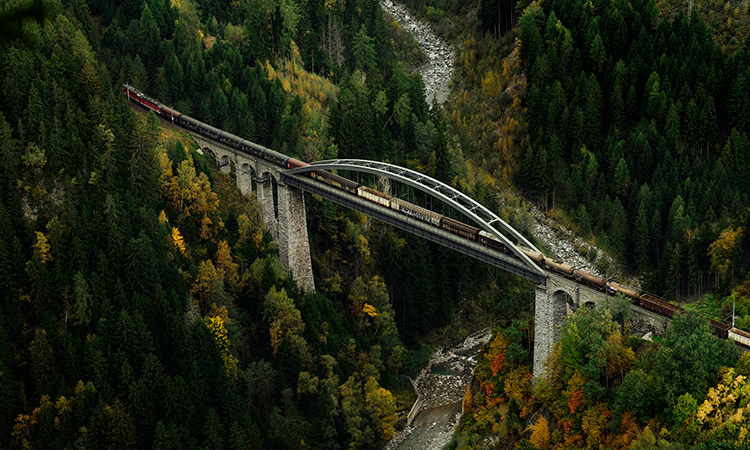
[123,84,750,349]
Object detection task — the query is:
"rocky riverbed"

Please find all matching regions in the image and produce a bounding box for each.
[387,328,492,450]
[380,0,455,105]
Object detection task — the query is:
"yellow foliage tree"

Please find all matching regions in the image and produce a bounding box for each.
[709,226,744,280]
[581,403,611,448]
[362,303,377,318]
[156,145,173,198]
[237,211,264,248]
[191,260,221,309]
[177,159,219,238]
[463,388,474,413]
[33,231,52,264]
[215,240,238,289]
[12,395,53,448]
[171,227,186,254]
[364,376,398,440]
[529,416,551,449]
[263,287,307,357]
[202,313,239,379]
[504,366,531,401]
[695,368,749,443]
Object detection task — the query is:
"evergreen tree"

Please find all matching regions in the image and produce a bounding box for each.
[352,25,376,73]
[139,4,161,65]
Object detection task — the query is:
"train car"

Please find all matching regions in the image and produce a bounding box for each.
[260,148,291,167]
[518,246,545,265]
[478,230,511,254]
[198,122,225,141]
[124,84,161,113]
[707,319,731,339]
[638,293,684,317]
[576,269,607,290]
[239,140,266,159]
[441,217,479,240]
[608,281,640,300]
[160,105,181,122]
[219,131,244,148]
[391,197,442,227]
[178,114,202,131]
[286,158,309,169]
[729,328,750,348]
[358,186,391,207]
[546,258,575,276]
[309,170,360,194]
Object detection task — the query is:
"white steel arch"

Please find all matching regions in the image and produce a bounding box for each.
[287,159,546,279]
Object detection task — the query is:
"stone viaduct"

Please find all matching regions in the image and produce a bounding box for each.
[190,133,315,293]
[533,272,669,380]
[190,131,670,380]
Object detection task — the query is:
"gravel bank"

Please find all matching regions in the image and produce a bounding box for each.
[380,0,455,105]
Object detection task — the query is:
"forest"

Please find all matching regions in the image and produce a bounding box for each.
[3,0,750,447]
[0,0,528,448]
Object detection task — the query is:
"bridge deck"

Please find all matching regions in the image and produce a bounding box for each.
[282,173,548,285]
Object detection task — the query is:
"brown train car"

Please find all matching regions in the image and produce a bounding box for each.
[478,230,511,254]
[518,246,545,265]
[546,259,575,276]
[576,269,606,289]
[707,318,731,339]
[358,186,392,207]
[440,217,479,240]
[638,293,685,317]
[310,170,360,194]
[608,281,640,300]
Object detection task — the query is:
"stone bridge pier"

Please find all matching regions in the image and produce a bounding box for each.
[533,273,605,380]
[277,183,315,292]
[532,272,672,381]
[190,132,315,292]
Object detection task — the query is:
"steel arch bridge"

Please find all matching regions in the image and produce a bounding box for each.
[286,159,547,283]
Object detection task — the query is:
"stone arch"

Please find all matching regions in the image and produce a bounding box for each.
[219,154,231,173]
[550,288,573,341]
[237,162,257,196]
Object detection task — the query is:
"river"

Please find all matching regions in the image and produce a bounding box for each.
[386,328,492,450]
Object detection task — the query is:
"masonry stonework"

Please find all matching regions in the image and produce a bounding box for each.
[534,273,615,380]
[255,174,278,239]
[533,272,675,381]
[189,132,316,292]
[277,183,315,292]
[237,163,254,197]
